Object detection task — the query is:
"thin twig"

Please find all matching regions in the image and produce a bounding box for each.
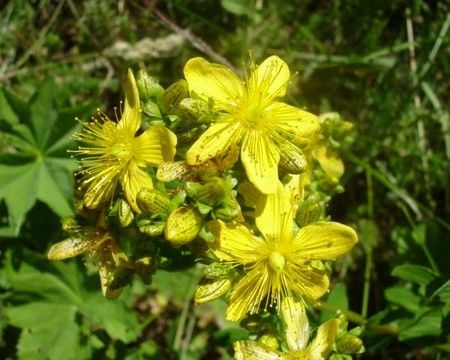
[142,0,237,72]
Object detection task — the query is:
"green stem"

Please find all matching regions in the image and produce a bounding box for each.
[361,249,373,319]
[319,302,398,335]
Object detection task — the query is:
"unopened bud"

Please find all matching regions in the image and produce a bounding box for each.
[143,101,162,119]
[258,333,279,351]
[202,262,232,279]
[296,196,324,226]
[186,179,225,207]
[137,188,171,215]
[137,218,166,237]
[278,142,307,174]
[159,79,189,114]
[214,196,241,221]
[195,278,231,304]
[136,70,164,101]
[336,334,364,354]
[108,267,134,291]
[164,206,202,246]
[177,98,211,124]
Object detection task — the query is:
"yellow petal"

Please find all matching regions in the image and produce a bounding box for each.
[84,166,120,208]
[208,220,265,264]
[312,144,344,182]
[226,264,270,321]
[292,222,358,260]
[186,119,242,165]
[135,124,177,166]
[117,69,141,134]
[248,56,290,101]
[266,102,320,147]
[120,163,153,212]
[286,262,330,301]
[237,181,261,208]
[281,297,309,351]
[308,319,339,360]
[255,184,293,242]
[234,341,282,360]
[241,131,280,194]
[184,57,243,110]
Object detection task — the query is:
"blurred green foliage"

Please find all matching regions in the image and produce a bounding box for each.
[0,0,449,358]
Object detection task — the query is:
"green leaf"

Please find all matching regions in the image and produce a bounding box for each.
[321,282,349,322]
[2,252,142,359]
[399,307,442,341]
[0,82,95,236]
[392,264,438,287]
[385,286,421,313]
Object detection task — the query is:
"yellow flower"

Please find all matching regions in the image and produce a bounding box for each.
[209,185,357,321]
[234,297,339,360]
[75,69,177,212]
[184,56,319,194]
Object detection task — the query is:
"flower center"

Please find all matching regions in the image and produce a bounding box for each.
[111,141,133,162]
[285,350,310,360]
[268,251,285,272]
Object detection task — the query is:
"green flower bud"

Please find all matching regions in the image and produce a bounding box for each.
[214,196,241,221]
[258,333,279,351]
[159,79,189,114]
[195,278,231,304]
[296,195,325,226]
[177,97,211,124]
[336,334,365,354]
[118,199,134,227]
[186,179,225,207]
[136,69,164,101]
[143,101,162,119]
[137,218,166,237]
[202,262,233,279]
[137,188,171,215]
[278,142,307,174]
[164,206,202,246]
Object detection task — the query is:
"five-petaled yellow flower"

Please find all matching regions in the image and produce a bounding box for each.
[235,297,339,360]
[209,185,357,321]
[75,69,177,212]
[184,56,320,194]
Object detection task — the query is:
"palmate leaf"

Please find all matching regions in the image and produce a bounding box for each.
[1,252,142,360]
[0,82,94,236]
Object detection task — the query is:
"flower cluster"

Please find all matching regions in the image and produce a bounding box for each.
[48,56,361,359]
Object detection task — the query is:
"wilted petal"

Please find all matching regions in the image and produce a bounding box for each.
[209,220,265,264]
[184,57,244,110]
[241,131,280,194]
[292,222,358,261]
